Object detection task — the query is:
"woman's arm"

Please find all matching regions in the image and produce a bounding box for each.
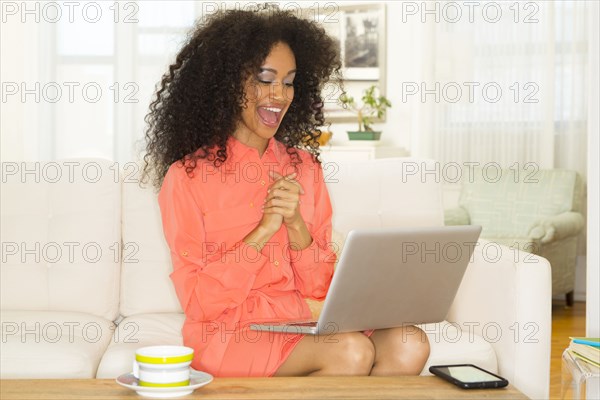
[158,163,274,322]
[287,162,336,300]
[285,216,312,250]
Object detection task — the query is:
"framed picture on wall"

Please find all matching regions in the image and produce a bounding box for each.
[308,3,387,121]
[342,4,384,80]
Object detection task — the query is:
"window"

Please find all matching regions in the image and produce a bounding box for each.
[44,1,198,161]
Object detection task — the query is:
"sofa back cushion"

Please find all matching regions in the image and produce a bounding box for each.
[326,158,445,234]
[458,168,579,237]
[1,159,121,321]
[120,157,445,316]
[120,162,182,316]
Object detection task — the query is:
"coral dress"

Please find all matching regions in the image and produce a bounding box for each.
[157,135,336,377]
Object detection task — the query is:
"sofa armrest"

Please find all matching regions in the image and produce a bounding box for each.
[446,239,551,400]
[444,206,471,226]
[528,211,585,244]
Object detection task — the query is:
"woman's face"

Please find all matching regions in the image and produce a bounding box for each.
[236,41,296,147]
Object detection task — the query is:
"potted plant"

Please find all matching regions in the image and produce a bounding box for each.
[339,85,392,140]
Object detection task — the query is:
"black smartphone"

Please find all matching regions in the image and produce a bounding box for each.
[429,364,509,389]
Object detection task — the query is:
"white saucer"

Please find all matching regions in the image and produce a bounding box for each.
[116,369,213,398]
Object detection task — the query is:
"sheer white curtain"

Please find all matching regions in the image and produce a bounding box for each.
[1,1,198,162]
[418,1,590,178]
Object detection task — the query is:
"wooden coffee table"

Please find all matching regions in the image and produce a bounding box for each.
[1,376,527,399]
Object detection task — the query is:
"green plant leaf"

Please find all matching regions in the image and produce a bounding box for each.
[336,84,391,129]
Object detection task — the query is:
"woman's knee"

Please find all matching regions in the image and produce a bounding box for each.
[324,332,375,375]
[394,327,431,374]
[370,326,430,376]
[342,333,376,372]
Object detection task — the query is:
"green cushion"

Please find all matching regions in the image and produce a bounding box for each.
[459,168,578,237]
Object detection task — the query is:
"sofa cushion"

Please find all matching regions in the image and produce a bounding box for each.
[0,159,121,321]
[325,158,445,234]
[95,314,496,378]
[119,164,181,317]
[419,321,498,374]
[0,310,114,378]
[96,313,185,378]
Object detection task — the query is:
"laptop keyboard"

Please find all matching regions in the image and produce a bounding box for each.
[288,321,318,327]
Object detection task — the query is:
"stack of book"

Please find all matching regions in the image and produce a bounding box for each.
[568,337,600,371]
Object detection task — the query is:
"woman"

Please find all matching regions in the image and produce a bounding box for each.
[141,5,430,378]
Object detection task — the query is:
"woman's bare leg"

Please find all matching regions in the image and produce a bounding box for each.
[369,326,430,376]
[274,332,375,376]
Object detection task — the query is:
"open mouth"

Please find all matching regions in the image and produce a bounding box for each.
[257,106,283,128]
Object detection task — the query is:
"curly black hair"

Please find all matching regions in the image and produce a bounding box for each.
[139,3,342,190]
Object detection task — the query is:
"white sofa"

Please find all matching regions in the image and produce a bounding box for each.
[0,158,551,399]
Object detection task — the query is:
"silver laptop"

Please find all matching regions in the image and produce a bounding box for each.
[250,225,482,335]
